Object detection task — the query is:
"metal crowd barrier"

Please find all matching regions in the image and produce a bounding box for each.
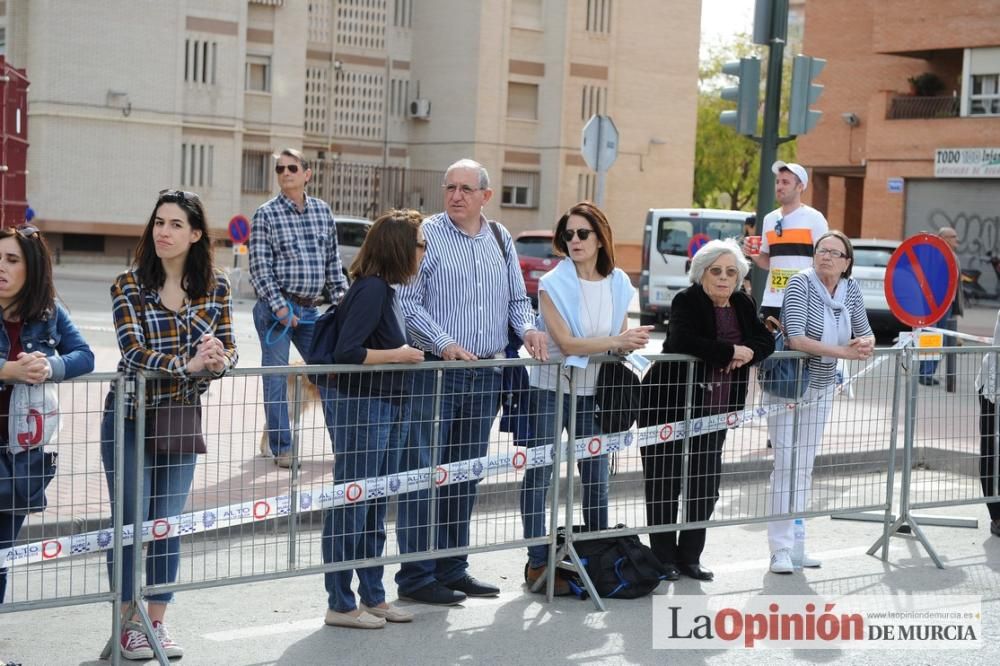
[3,343,999,659]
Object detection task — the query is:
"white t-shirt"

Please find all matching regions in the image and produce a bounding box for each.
[532,276,614,395]
[759,204,828,309]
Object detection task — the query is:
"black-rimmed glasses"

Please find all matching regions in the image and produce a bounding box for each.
[158,189,199,204]
[15,224,39,239]
[561,229,594,242]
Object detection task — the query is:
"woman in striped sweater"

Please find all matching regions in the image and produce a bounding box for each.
[766,230,874,574]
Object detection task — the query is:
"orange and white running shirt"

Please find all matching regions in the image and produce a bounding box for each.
[759,204,829,309]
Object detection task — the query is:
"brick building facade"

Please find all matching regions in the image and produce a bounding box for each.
[796,0,1000,276]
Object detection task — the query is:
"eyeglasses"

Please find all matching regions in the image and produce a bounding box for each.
[816,247,848,259]
[561,229,594,242]
[275,164,301,174]
[775,218,783,238]
[158,189,199,204]
[707,266,739,278]
[443,184,481,197]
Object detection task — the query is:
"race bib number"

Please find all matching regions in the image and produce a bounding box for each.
[769,268,800,293]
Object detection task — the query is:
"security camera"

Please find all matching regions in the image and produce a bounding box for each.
[841,112,860,127]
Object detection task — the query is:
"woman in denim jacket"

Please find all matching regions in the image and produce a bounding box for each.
[0,225,95,604]
[101,190,237,660]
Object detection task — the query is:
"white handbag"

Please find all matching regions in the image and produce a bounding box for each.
[7,383,61,454]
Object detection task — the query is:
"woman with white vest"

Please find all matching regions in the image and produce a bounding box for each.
[519,200,652,595]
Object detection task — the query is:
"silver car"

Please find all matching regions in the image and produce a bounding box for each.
[850,238,902,335]
[335,216,373,279]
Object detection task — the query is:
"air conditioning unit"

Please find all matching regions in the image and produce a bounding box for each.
[408,98,431,120]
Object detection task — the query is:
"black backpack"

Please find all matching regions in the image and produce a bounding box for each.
[557,525,672,600]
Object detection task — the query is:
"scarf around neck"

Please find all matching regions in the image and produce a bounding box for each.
[802,267,851,362]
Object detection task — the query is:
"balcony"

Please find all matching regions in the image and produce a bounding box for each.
[887,95,959,120]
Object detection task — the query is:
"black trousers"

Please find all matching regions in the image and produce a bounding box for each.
[978,395,1000,521]
[639,428,726,566]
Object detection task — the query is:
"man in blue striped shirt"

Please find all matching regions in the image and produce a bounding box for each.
[396,159,547,605]
[249,148,348,468]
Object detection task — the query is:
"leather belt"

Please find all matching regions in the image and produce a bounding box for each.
[282,292,322,308]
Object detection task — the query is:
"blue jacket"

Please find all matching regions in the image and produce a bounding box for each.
[0,303,95,382]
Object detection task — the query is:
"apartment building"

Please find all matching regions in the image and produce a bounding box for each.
[6,0,699,270]
[795,0,1000,269]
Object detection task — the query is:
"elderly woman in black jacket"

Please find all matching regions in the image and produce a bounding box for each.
[639,239,774,582]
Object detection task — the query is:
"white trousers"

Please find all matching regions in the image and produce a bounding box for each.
[765,385,834,553]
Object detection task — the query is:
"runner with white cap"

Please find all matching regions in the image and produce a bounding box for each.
[743,161,829,320]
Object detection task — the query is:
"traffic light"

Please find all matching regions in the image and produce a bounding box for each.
[719,57,761,137]
[788,55,826,135]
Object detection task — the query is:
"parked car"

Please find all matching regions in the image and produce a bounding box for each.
[514,230,557,307]
[850,238,904,335]
[335,216,373,278]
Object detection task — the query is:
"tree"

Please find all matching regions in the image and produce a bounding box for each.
[694,35,797,211]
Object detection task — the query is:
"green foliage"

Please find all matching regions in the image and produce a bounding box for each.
[694,35,797,212]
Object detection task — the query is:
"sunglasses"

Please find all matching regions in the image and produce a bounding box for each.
[275,164,301,174]
[12,224,39,240]
[561,228,594,242]
[707,266,739,278]
[775,218,783,238]
[158,189,199,204]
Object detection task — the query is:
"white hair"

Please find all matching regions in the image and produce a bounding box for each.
[444,158,490,190]
[688,238,750,287]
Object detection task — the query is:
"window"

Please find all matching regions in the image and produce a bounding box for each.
[970,74,1000,115]
[507,82,539,120]
[305,66,329,134]
[181,143,214,188]
[389,78,410,117]
[62,233,105,253]
[586,0,612,33]
[184,38,218,84]
[246,55,272,93]
[512,0,542,29]
[242,150,272,193]
[500,170,539,208]
[393,0,412,28]
[580,84,607,120]
[308,0,332,43]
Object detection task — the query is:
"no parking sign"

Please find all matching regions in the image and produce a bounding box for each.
[884,233,958,328]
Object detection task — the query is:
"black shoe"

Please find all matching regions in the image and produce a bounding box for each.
[399,582,466,606]
[991,519,1000,537]
[444,574,500,598]
[677,562,714,581]
[659,563,681,581]
[929,377,941,386]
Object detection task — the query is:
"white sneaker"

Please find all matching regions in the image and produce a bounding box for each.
[794,553,822,568]
[769,548,794,574]
[153,621,184,658]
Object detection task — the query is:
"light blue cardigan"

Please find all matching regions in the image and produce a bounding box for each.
[538,257,634,369]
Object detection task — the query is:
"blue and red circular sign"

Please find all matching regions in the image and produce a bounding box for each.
[884,233,958,328]
[228,215,250,244]
[688,233,710,258]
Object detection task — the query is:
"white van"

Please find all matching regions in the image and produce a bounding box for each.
[639,208,751,326]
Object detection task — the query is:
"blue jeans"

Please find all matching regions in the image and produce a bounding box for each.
[321,389,407,612]
[520,390,609,567]
[919,316,956,379]
[394,362,502,594]
[252,299,319,455]
[0,512,27,603]
[100,398,198,603]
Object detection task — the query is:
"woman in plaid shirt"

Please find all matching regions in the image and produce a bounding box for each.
[100,190,237,660]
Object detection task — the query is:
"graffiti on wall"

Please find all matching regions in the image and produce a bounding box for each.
[927,209,1000,293]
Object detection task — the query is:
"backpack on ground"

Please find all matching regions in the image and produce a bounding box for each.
[556,525,672,600]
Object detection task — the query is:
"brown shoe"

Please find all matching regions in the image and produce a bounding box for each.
[274,453,296,469]
[524,562,570,596]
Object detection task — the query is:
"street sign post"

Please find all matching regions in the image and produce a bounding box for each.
[581,114,619,206]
